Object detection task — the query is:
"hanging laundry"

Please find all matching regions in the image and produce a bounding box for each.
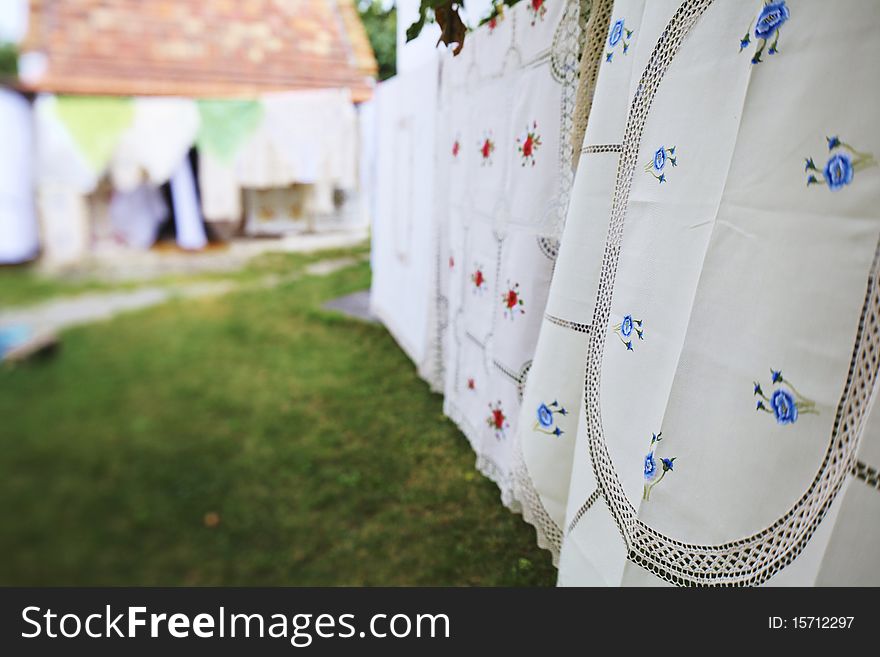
[54,95,134,175]
[198,150,241,223]
[0,89,39,264]
[34,95,99,194]
[517,0,880,586]
[437,0,583,505]
[170,156,207,251]
[109,185,168,249]
[196,91,357,226]
[195,99,262,223]
[370,54,440,368]
[196,99,263,164]
[513,0,636,565]
[36,184,90,267]
[238,89,357,191]
[111,97,200,191]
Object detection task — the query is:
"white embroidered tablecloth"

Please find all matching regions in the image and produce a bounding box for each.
[514,0,880,585]
[433,0,583,506]
[370,54,441,366]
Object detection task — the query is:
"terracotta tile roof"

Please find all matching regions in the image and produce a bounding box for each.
[21,0,377,101]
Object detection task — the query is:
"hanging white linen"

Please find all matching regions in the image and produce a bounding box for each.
[260,89,358,192]
[435,0,583,505]
[358,100,379,233]
[36,185,90,268]
[110,98,200,192]
[198,151,241,223]
[370,55,440,365]
[170,157,207,251]
[33,95,96,266]
[512,0,650,563]
[196,90,357,223]
[34,95,98,195]
[514,0,880,586]
[109,185,168,249]
[0,89,39,264]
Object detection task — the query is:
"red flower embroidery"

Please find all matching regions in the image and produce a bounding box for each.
[487,401,509,438]
[452,139,460,157]
[467,377,475,390]
[517,121,543,166]
[449,255,455,269]
[471,267,486,290]
[527,0,547,25]
[502,281,525,319]
[479,133,495,165]
[487,5,505,32]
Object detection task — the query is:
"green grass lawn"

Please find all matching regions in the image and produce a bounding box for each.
[0,251,555,585]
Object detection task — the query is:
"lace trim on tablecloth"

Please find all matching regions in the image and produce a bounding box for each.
[571,0,615,170]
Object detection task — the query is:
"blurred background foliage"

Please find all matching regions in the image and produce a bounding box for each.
[0,42,18,78]
[358,0,397,81]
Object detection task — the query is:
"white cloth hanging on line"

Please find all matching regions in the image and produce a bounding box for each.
[514,0,880,586]
[109,184,168,249]
[370,54,440,367]
[434,0,583,506]
[110,97,200,192]
[34,94,98,195]
[198,150,241,223]
[36,185,90,268]
[0,89,39,264]
[170,156,207,251]
[33,95,97,267]
[197,89,357,223]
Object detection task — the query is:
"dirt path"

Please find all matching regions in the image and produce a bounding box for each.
[0,257,361,335]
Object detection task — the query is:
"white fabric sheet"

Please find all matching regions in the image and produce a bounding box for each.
[111,98,200,191]
[0,89,39,264]
[435,0,583,505]
[511,0,880,586]
[198,89,357,223]
[109,185,168,249]
[170,157,207,251]
[370,55,440,365]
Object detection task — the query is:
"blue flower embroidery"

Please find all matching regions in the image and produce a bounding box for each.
[609,19,624,47]
[537,403,554,428]
[805,136,876,191]
[643,432,675,501]
[823,153,854,190]
[770,388,797,425]
[755,2,790,39]
[605,17,633,62]
[645,145,676,183]
[653,147,666,171]
[754,368,817,426]
[534,400,567,437]
[612,314,643,351]
[740,1,789,64]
